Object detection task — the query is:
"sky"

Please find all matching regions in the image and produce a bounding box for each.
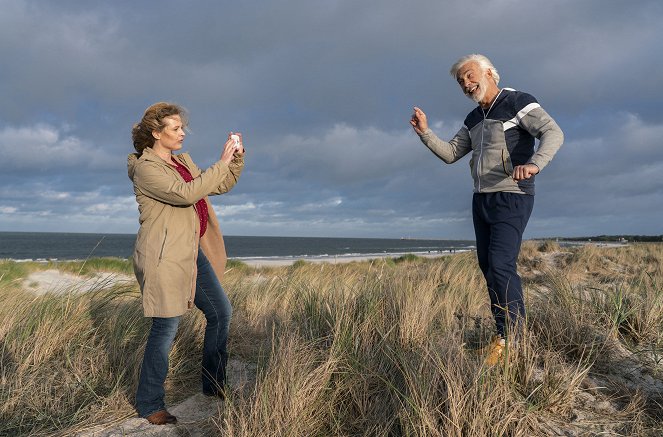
[0,0,661,240]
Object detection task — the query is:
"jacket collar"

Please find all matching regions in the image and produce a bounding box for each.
[140,146,169,163]
[128,147,191,181]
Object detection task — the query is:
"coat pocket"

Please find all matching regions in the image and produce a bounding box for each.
[158,229,168,265]
[501,149,514,177]
[469,149,480,175]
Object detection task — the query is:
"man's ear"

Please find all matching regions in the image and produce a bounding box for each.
[485,68,498,85]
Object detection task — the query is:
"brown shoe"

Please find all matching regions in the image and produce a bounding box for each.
[146,409,177,425]
[483,335,506,366]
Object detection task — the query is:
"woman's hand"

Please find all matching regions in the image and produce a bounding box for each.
[232,132,245,157]
[220,132,245,164]
[410,107,429,135]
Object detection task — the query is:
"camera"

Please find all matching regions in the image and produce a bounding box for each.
[230,134,241,150]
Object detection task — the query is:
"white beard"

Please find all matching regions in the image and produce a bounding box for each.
[466,76,490,103]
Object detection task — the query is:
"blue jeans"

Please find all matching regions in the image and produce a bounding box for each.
[472,192,534,337]
[135,248,233,418]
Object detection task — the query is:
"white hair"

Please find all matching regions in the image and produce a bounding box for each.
[449,54,500,85]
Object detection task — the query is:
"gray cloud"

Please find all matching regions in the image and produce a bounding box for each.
[0,0,661,238]
[0,124,115,171]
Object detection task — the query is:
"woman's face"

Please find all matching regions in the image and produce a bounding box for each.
[154,115,185,152]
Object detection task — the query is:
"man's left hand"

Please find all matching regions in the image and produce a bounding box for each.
[512,164,539,181]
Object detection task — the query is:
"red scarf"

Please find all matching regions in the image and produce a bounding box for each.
[172,159,209,238]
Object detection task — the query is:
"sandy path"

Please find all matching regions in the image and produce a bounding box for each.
[22,270,134,294]
[21,252,461,293]
[73,358,257,437]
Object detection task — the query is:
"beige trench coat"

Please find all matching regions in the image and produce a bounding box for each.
[127,147,244,317]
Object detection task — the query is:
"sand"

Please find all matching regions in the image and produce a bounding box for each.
[74,358,257,436]
[21,252,462,294]
[23,270,134,295]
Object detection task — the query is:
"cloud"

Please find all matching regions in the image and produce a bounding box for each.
[521,113,663,236]
[0,124,116,171]
[0,183,137,233]
[540,113,663,187]
[266,118,464,186]
[0,0,661,238]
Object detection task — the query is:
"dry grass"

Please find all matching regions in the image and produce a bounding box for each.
[0,259,206,436]
[1,244,663,436]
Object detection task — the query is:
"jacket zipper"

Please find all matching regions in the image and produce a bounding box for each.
[477,89,503,193]
[189,206,199,309]
[501,149,512,176]
[170,155,197,310]
[147,152,200,312]
[478,122,484,192]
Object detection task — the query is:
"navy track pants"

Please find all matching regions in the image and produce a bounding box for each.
[472,192,534,337]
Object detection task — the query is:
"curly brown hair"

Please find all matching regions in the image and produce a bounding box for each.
[132,102,188,154]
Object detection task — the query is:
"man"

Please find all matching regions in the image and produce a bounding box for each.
[410,54,563,364]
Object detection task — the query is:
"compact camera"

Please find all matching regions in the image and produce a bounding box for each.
[230,134,241,150]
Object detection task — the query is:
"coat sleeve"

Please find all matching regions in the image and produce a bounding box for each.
[418,127,472,163]
[180,154,244,196]
[520,106,564,171]
[213,155,244,195]
[133,159,231,206]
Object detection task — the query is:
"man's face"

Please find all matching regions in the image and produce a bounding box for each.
[456,61,491,103]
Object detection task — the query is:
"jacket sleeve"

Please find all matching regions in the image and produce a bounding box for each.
[134,159,232,206]
[418,127,472,163]
[178,154,243,195]
[212,155,244,195]
[520,106,564,171]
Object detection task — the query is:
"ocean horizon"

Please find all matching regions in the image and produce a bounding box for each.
[0,231,476,262]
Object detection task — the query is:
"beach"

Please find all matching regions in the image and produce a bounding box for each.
[235,250,463,267]
[21,251,461,294]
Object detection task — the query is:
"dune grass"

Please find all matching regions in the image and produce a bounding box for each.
[0,271,204,436]
[53,257,134,276]
[0,260,30,287]
[1,243,662,436]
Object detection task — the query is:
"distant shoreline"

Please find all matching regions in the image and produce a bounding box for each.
[236,241,633,267]
[7,249,471,266]
[235,249,469,267]
[5,240,638,266]
[0,233,475,262]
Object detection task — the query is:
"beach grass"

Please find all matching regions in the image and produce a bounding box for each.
[53,257,134,276]
[1,243,662,436]
[0,260,30,288]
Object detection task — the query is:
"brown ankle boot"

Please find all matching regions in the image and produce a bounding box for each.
[145,409,177,425]
[483,335,506,366]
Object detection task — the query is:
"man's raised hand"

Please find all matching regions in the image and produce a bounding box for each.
[410,107,429,135]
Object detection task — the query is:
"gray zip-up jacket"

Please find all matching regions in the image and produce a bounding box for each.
[418,88,563,195]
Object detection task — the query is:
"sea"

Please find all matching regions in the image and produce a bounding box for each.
[0,232,475,262]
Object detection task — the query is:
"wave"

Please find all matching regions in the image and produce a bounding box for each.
[233,248,473,262]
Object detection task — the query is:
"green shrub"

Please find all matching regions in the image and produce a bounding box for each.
[291,259,308,269]
[393,253,422,263]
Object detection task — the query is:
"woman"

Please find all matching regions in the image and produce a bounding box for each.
[127,102,244,425]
